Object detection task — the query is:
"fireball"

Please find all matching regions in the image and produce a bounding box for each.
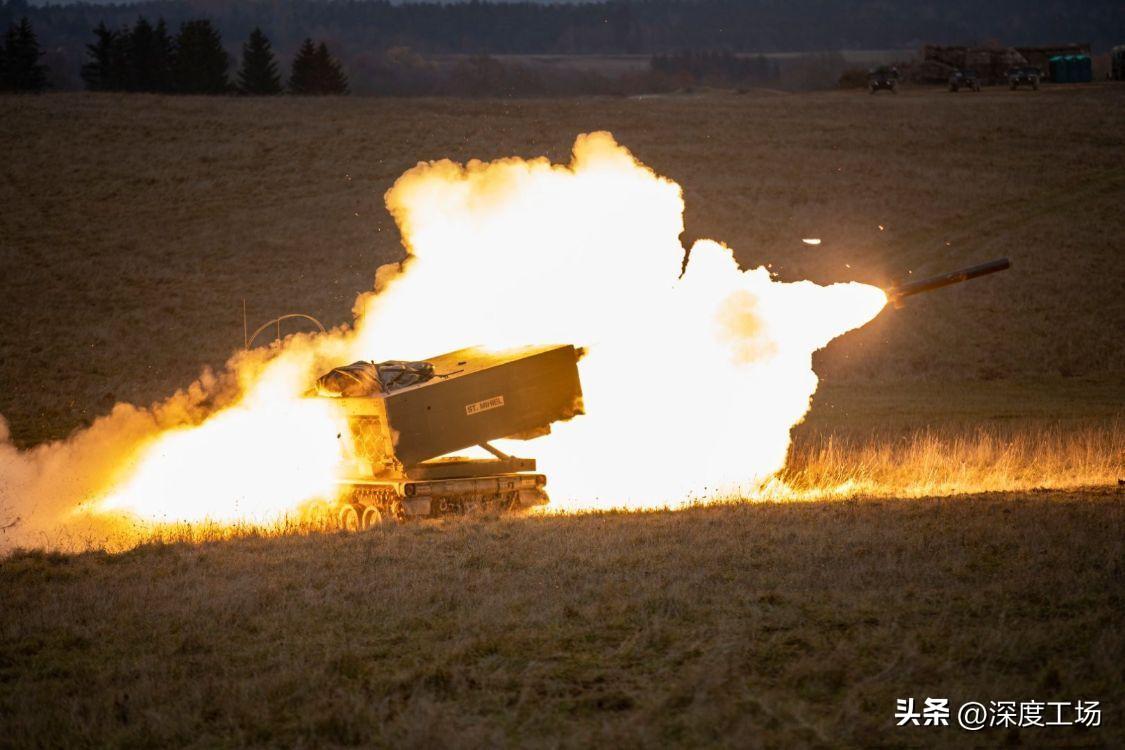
[3,132,889,537]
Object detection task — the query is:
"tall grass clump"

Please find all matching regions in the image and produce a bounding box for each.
[780,421,1122,498]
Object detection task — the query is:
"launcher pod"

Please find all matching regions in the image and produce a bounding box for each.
[317,344,583,527]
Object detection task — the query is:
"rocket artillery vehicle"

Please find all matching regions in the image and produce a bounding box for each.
[316,344,583,529]
[314,258,1008,529]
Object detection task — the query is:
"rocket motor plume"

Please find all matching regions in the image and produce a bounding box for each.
[0,132,886,544]
[355,133,886,504]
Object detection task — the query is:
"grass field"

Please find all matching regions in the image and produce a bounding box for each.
[2,494,1121,746]
[1,87,1123,745]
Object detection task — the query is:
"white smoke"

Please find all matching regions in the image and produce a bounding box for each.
[0,132,886,547]
[354,132,885,506]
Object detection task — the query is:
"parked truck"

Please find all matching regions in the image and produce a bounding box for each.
[868,66,899,93]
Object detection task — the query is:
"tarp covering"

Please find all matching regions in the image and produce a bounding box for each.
[316,360,435,397]
[374,360,436,392]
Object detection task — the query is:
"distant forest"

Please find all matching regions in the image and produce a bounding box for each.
[4,0,1123,91]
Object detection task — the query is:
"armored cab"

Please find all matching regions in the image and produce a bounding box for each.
[317,344,583,527]
[868,66,899,94]
[949,69,981,92]
[1008,66,1040,90]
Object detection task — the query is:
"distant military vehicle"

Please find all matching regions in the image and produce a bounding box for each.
[868,66,899,94]
[948,69,981,92]
[1007,67,1040,90]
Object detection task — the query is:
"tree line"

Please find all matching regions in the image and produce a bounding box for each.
[6,0,1121,96]
[4,0,1122,64]
[0,15,816,97]
[1,17,47,92]
[82,18,346,95]
[6,0,1121,93]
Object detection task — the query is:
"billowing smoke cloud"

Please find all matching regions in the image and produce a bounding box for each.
[0,341,352,548]
[0,132,885,548]
[0,369,224,546]
[354,133,885,505]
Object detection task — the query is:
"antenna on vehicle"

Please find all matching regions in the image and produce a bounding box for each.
[245,313,327,349]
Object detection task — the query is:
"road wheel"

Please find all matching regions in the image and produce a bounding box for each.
[389,500,408,522]
[338,504,360,532]
[361,505,386,529]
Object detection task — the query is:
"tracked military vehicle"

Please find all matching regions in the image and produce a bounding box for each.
[314,260,1009,529]
[316,344,583,529]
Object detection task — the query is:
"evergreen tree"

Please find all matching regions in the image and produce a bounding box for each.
[127,17,173,92]
[151,19,175,92]
[107,26,132,90]
[237,27,281,95]
[173,19,229,94]
[81,17,228,95]
[287,37,318,94]
[81,22,117,91]
[289,38,348,95]
[2,17,48,93]
[313,42,348,95]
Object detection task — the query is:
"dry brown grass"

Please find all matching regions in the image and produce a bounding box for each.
[2,493,1122,747]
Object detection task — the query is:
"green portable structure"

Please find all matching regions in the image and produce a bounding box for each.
[1052,54,1093,83]
[1049,55,1067,82]
[1075,55,1092,82]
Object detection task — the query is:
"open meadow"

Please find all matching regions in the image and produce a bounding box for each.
[1,86,1123,745]
[2,493,1121,747]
